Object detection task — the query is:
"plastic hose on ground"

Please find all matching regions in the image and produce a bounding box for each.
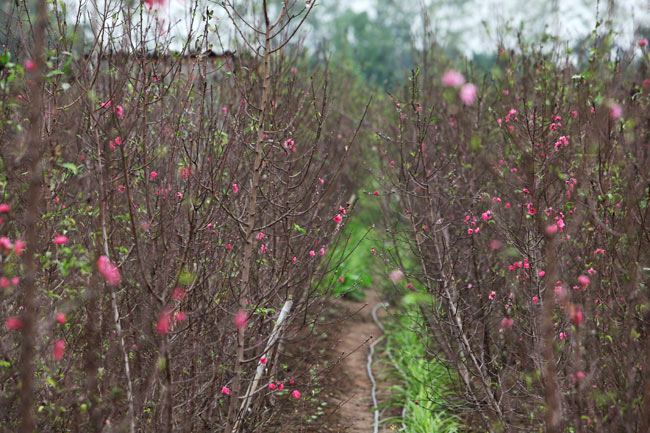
[368,302,408,432]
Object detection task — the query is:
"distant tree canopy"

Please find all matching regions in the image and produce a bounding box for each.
[301,0,648,87]
[308,0,415,88]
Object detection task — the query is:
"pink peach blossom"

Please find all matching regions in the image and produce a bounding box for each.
[442,70,465,87]
[577,275,590,288]
[546,224,558,235]
[54,235,68,245]
[389,270,403,283]
[179,166,191,180]
[172,287,186,301]
[0,237,13,251]
[570,309,583,325]
[53,339,65,360]
[5,317,22,330]
[499,317,514,331]
[610,103,622,119]
[235,310,248,330]
[97,256,121,286]
[459,83,477,105]
[156,310,172,335]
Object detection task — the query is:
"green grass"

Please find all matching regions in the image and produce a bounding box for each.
[328,218,375,301]
[383,309,461,433]
[323,194,383,301]
[321,183,463,431]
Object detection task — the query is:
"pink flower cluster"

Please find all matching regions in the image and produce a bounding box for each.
[442,70,477,105]
[554,136,569,151]
[100,99,124,119]
[284,139,296,152]
[97,255,121,286]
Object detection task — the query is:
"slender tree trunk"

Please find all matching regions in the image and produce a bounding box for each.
[19,1,47,431]
[225,17,273,433]
[542,234,562,432]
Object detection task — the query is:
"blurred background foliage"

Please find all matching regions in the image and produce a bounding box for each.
[300,0,649,89]
[4,0,647,91]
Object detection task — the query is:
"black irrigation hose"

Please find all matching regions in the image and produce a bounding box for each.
[368,302,408,432]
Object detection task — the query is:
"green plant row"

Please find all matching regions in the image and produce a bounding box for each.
[382,309,461,433]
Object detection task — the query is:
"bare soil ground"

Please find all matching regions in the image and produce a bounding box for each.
[275,289,399,433]
[322,289,399,433]
[328,290,380,432]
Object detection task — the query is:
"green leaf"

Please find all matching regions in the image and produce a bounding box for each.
[178,270,195,286]
[470,135,481,151]
[402,292,432,306]
[0,51,10,67]
[59,162,78,175]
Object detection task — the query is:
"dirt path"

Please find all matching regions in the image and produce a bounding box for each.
[327,289,389,433]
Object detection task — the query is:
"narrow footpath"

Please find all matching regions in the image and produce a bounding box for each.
[326,289,393,433]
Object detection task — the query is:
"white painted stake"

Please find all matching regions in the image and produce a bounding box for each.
[233,299,293,433]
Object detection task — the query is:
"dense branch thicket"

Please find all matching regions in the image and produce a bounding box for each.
[379,37,650,432]
[4,0,650,431]
[0,1,364,431]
